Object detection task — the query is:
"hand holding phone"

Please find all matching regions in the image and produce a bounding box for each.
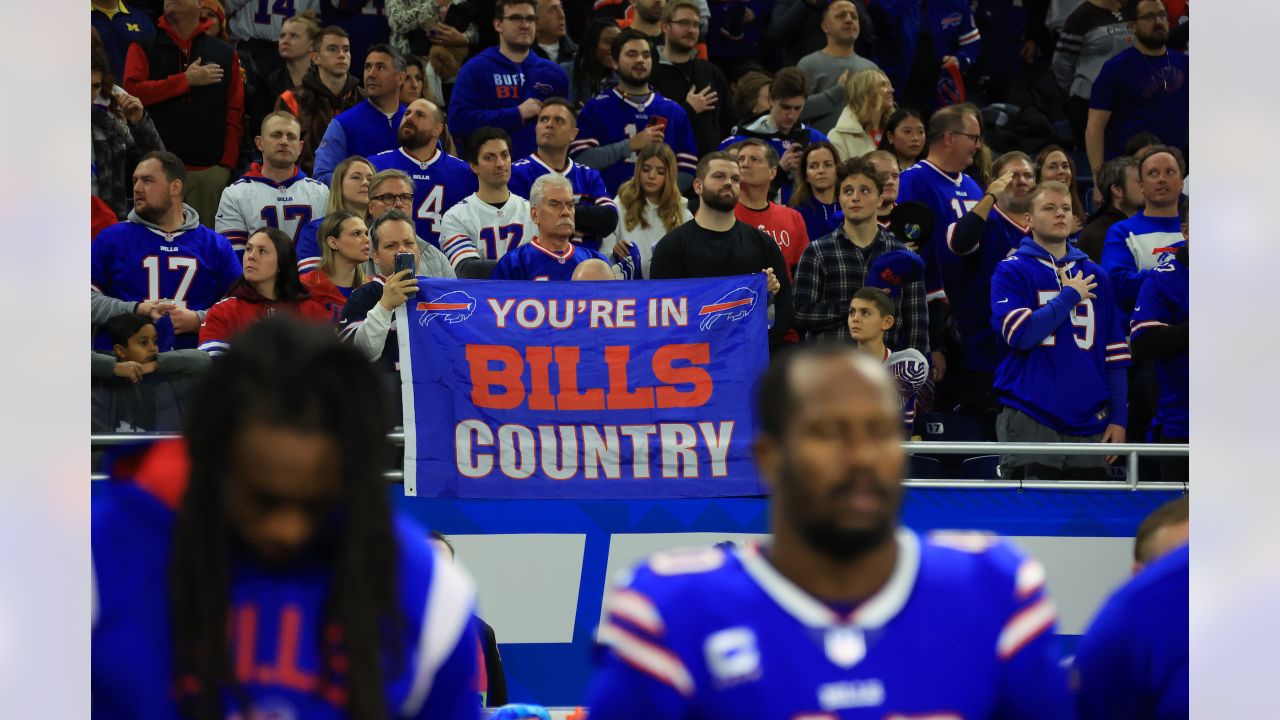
[394,252,416,278]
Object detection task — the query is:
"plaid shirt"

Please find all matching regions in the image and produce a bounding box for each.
[792,226,930,354]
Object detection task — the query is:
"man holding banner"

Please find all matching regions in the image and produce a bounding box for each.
[649,152,792,350]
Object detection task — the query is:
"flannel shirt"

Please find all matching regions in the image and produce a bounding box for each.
[792,225,929,354]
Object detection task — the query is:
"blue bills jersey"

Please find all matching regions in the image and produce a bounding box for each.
[509,153,618,251]
[991,238,1131,435]
[571,88,699,196]
[1130,254,1189,438]
[897,160,984,302]
[369,147,478,248]
[489,238,613,281]
[586,530,1072,719]
[91,440,481,720]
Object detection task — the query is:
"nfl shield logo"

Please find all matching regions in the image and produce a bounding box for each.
[824,626,866,668]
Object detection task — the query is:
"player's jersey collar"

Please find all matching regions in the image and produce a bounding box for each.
[611,87,656,111]
[398,146,444,170]
[993,204,1030,233]
[531,236,575,263]
[738,528,920,630]
[530,152,574,176]
[919,159,967,187]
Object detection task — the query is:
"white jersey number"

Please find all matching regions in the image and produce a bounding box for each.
[1037,291,1095,350]
[142,255,198,306]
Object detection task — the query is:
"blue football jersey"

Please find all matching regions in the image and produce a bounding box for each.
[941,205,1029,372]
[571,88,699,196]
[586,530,1072,719]
[370,147,478,248]
[92,440,481,720]
[1130,254,1189,438]
[991,238,1131,435]
[489,238,612,281]
[509,153,618,251]
[1074,544,1188,720]
[92,217,243,349]
[896,160,984,302]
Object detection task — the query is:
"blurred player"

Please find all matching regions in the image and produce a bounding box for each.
[585,344,1073,719]
[92,317,480,718]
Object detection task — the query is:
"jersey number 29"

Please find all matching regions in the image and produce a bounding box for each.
[1037,291,1095,350]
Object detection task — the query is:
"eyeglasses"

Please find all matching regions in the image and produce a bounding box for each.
[1135,10,1169,21]
[371,192,415,205]
[950,130,982,144]
[668,19,699,28]
[501,14,537,24]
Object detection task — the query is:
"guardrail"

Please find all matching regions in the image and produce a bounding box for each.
[91,433,1188,491]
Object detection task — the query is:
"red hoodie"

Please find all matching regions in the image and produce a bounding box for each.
[122,15,244,169]
[198,280,333,354]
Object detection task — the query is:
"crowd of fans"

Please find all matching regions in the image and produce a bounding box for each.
[90,0,1189,480]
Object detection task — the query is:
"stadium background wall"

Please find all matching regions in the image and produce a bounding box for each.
[395,487,1183,706]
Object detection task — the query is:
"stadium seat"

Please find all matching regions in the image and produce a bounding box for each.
[915,412,988,443]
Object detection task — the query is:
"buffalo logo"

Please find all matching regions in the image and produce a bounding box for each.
[940,12,963,27]
[533,81,555,96]
[698,287,757,331]
[417,291,477,326]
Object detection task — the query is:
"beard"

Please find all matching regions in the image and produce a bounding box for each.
[134,198,168,224]
[618,65,650,88]
[700,185,738,212]
[1135,26,1168,48]
[778,461,899,562]
[398,125,432,151]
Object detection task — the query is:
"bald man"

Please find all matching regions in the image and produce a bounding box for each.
[570,258,616,280]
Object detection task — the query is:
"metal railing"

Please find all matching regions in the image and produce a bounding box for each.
[90,433,1188,491]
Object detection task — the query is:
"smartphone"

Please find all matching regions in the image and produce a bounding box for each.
[394,252,415,277]
[647,115,668,132]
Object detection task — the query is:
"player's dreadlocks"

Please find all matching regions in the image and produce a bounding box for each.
[170,317,404,718]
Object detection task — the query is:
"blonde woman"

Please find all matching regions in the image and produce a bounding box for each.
[296,155,374,273]
[601,143,692,278]
[301,210,370,318]
[829,69,896,161]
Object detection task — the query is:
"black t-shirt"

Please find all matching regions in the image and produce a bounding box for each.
[649,218,793,348]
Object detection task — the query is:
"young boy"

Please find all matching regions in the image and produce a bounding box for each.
[847,285,929,435]
[97,314,160,383]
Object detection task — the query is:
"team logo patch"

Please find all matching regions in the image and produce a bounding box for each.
[417,290,477,326]
[824,626,866,668]
[698,287,757,331]
[940,12,962,27]
[901,223,923,241]
[704,626,761,686]
[534,81,555,95]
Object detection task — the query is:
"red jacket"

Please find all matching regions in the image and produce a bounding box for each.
[299,270,354,320]
[122,16,244,169]
[198,281,333,355]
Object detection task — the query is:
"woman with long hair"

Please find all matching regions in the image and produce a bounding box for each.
[302,210,370,316]
[788,141,843,241]
[567,19,621,105]
[601,143,692,278]
[92,40,164,218]
[731,70,774,126]
[198,227,333,356]
[829,69,896,161]
[296,156,375,273]
[879,107,927,169]
[1035,144,1086,233]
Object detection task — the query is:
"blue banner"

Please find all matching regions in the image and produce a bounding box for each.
[397,276,770,498]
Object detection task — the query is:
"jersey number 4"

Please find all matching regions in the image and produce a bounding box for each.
[142,255,198,305]
[417,186,445,234]
[1037,291,1095,350]
[253,0,295,24]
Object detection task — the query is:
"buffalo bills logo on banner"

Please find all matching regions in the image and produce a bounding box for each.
[396,275,769,498]
[698,287,757,331]
[941,12,962,28]
[417,290,477,326]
